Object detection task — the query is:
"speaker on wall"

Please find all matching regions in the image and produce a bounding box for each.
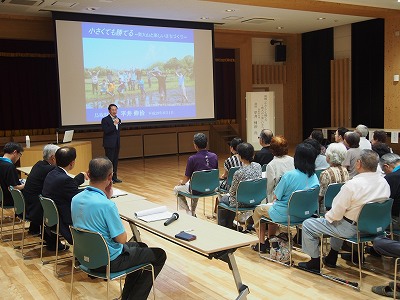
[275,44,286,62]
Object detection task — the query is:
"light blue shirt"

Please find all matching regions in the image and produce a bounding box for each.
[269,169,319,223]
[71,186,125,261]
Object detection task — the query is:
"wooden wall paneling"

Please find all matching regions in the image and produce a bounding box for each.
[384,16,400,129]
[178,131,209,154]
[331,58,350,127]
[143,133,177,157]
[120,135,143,158]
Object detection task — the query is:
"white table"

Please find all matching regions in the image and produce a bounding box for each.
[113,195,258,300]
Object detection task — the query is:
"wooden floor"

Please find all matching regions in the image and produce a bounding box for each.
[0,154,396,299]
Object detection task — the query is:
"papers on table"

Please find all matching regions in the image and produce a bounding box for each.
[111,188,128,198]
[134,206,173,222]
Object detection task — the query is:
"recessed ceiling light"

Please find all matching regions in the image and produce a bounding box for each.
[200,17,209,20]
[276,26,284,30]
[86,7,98,11]
[317,17,326,20]
[225,9,235,12]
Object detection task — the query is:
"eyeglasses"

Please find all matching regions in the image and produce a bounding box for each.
[17,152,22,157]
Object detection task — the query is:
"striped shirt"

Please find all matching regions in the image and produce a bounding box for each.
[319,165,349,197]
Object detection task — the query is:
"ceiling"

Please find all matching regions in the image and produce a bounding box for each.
[1,0,399,34]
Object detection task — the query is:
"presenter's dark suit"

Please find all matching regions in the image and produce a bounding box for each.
[101,114,121,181]
[42,167,84,244]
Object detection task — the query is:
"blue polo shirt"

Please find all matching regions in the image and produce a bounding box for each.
[71,186,124,261]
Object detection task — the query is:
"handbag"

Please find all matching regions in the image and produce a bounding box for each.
[269,232,291,262]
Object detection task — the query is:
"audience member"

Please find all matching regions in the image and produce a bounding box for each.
[72,157,166,300]
[334,127,349,144]
[342,131,361,179]
[304,138,329,170]
[219,137,243,191]
[0,142,24,206]
[251,143,319,253]
[310,130,327,155]
[372,130,388,145]
[217,143,262,229]
[22,144,59,237]
[372,142,391,158]
[318,143,349,213]
[299,150,390,271]
[355,124,372,150]
[380,153,400,223]
[42,147,86,247]
[173,133,218,216]
[253,129,274,166]
[371,236,400,298]
[265,136,294,203]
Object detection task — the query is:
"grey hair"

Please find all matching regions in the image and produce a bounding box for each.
[380,153,400,167]
[360,149,379,172]
[325,142,347,165]
[43,144,60,160]
[355,124,369,137]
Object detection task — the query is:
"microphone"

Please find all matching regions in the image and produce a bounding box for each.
[164,213,179,226]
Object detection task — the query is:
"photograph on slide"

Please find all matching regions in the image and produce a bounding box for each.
[82,22,195,122]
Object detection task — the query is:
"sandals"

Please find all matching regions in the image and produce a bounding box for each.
[372,285,400,299]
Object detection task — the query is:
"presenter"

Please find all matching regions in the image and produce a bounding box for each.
[102,104,122,183]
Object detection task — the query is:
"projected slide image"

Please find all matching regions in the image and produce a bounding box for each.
[82,22,196,122]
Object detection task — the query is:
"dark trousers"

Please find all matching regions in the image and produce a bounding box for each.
[105,146,120,180]
[217,195,237,228]
[94,242,166,300]
[373,236,400,258]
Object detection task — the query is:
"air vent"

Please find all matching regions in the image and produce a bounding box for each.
[51,1,78,8]
[241,18,275,24]
[1,0,44,5]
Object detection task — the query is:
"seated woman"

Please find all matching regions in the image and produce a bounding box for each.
[252,143,319,253]
[318,142,349,213]
[217,142,262,229]
[219,137,243,190]
[304,138,330,171]
[265,136,294,203]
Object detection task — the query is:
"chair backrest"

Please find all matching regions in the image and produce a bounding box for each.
[287,187,319,219]
[226,166,240,187]
[70,226,110,270]
[324,182,344,209]
[357,198,393,235]
[39,195,59,227]
[261,164,268,172]
[190,169,219,193]
[315,169,326,181]
[236,178,267,206]
[9,186,25,215]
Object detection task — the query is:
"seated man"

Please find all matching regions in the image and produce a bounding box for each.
[173,133,218,216]
[42,147,86,246]
[217,143,262,229]
[342,131,361,179]
[253,129,274,166]
[72,157,166,300]
[0,142,25,206]
[299,149,390,271]
[219,137,243,191]
[380,153,400,226]
[354,124,372,150]
[371,236,400,298]
[23,144,59,237]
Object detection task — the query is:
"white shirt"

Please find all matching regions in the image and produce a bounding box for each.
[359,137,372,150]
[325,171,390,223]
